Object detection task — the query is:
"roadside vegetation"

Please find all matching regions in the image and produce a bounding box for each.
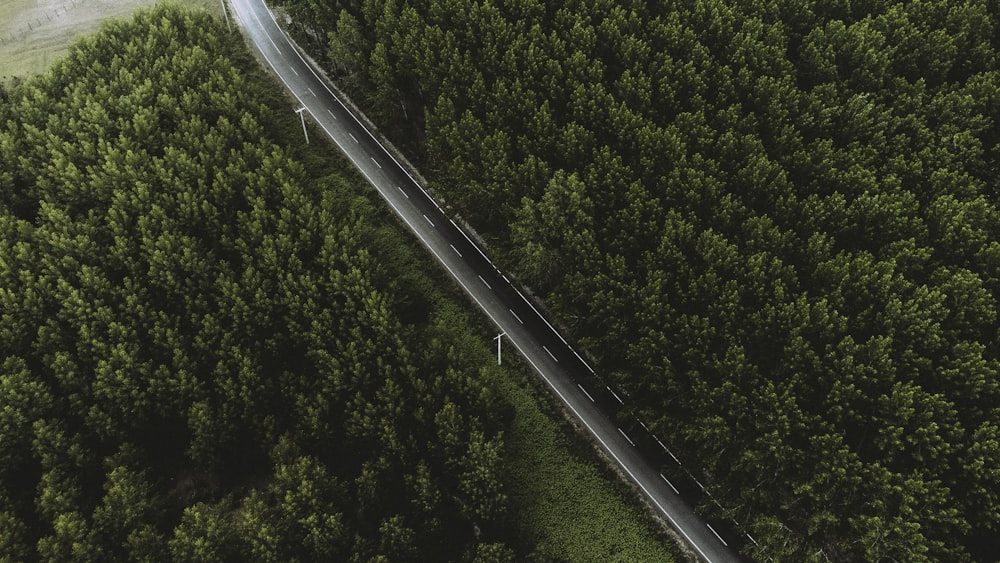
[271,0,1000,560]
[0,5,679,560]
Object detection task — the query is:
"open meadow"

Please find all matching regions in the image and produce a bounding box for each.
[0,0,220,77]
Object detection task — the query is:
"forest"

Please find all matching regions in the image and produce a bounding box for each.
[272,0,1000,560]
[0,6,523,560]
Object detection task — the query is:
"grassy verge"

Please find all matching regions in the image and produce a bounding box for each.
[0,0,220,78]
[377,240,683,561]
[491,363,683,561]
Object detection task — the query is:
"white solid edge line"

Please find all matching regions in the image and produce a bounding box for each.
[238,4,718,560]
[439,250,719,563]
[455,224,495,267]
[503,343,716,563]
[365,187,717,562]
[514,287,563,338]
[260,0,440,209]
[572,349,596,373]
[248,6,280,52]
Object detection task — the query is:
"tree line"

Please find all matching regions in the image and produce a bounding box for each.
[0,6,518,560]
[273,0,1000,559]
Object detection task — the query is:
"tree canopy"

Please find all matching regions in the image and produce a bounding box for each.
[274,0,1000,559]
[0,6,514,560]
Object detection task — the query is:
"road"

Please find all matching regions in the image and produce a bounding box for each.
[227,1,743,561]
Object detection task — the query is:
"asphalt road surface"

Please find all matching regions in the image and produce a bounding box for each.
[227,1,743,560]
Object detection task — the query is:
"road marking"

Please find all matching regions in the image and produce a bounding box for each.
[349,132,359,143]
[327,108,337,119]
[254,0,468,245]
[502,274,511,284]
[237,10,720,561]
[253,10,281,53]
[291,66,298,76]
[607,387,624,405]
[618,427,635,447]
[453,220,496,267]
[572,349,596,374]
[706,524,728,546]
[514,288,563,341]
[542,345,557,361]
[397,186,408,198]
[577,384,595,402]
[371,156,382,168]
[746,533,758,545]
[639,420,649,432]
[694,477,705,490]
[307,86,315,96]
[509,309,523,324]
[478,275,491,289]
[350,79,729,563]
[423,214,435,227]
[668,449,680,464]
[660,473,680,494]
[450,244,462,257]
[438,289,717,563]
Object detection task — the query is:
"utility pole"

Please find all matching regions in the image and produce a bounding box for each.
[220,0,231,33]
[493,332,506,365]
[295,107,309,144]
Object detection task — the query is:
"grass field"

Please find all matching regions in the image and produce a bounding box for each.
[0,0,220,78]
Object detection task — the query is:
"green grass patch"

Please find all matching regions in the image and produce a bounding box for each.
[488,360,682,561]
[0,0,221,78]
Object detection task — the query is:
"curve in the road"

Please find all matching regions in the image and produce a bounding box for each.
[227,1,744,561]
